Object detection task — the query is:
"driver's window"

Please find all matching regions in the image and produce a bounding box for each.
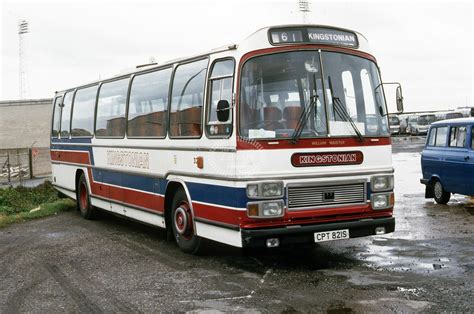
[207,59,234,137]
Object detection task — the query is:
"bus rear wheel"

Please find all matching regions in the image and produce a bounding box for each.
[433,180,450,205]
[77,173,97,219]
[171,189,201,254]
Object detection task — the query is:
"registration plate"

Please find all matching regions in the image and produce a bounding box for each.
[314,229,349,243]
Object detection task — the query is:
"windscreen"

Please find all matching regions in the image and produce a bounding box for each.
[389,116,400,125]
[418,115,436,125]
[239,50,389,140]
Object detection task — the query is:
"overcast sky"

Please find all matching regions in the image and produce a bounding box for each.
[0,0,472,112]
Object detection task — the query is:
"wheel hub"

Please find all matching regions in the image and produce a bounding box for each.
[434,182,442,199]
[174,206,191,235]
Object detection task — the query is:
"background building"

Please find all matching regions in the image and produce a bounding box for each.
[0,98,52,182]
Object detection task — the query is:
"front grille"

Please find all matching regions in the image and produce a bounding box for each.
[287,182,366,210]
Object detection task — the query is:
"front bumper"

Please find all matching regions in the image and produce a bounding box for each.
[241,217,395,248]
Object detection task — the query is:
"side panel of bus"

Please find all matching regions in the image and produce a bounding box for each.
[50,52,246,247]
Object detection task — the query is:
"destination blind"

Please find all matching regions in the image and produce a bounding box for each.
[269,27,358,48]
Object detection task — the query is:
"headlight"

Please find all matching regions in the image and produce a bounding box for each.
[371,175,394,192]
[247,200,284,218]
[246,184,259,198]
[262,182,283,197]
[371,193,394,210]
[262,201,283,216]
[246,182,284,198]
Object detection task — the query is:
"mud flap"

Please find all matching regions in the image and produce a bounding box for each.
[425,184,434,198]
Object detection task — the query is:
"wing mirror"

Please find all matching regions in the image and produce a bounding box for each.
[216,100,232,122]
[375,82,404,115]
[396,85,404,113]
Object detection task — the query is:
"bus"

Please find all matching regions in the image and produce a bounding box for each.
[388,115,401,135]
[457,107,474,118]
[50,24,403,253]
[436,111,464,121]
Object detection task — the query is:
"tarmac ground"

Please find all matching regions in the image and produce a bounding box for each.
[0,136,473,312]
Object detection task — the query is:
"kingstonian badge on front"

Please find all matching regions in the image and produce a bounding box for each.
[291,151,363,167]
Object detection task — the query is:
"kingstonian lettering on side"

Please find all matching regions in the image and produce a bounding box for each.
[308,32,356,44]
[299,153,357,165]
[107,150,150,169]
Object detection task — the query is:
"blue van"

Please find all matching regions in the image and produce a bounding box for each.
[420,118,474,204]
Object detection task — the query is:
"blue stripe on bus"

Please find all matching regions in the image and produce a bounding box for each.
[51,138,92,144]
[187,182,248,208]
[92,168,248,208]
[49,139,285,208]
[92,168,159,194]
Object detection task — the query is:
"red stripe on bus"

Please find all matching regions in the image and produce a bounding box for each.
[239,45,378,65]
[86,170,164,214]
[192,201,392,230]
[193,202,245,226]
[240,210,393,229]
[51,150,90,164]
[237,137,391,150]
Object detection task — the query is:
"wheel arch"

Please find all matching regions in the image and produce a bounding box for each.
[429,174,442,185]
[164,178,196,238]
[75,169,84,195]
[75,168,91,191]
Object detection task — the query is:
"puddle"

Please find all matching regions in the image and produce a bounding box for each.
[354,237,467,277]
[327,306,354,314]
[45,232,67,239]
[397,286,425,296]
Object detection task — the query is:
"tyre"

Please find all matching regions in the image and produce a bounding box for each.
[433,180,450,205]
[77,173,97,219]
[171,189,201,254]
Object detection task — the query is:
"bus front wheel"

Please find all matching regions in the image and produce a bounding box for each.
[171,189,201,254]
[77,173,97,219]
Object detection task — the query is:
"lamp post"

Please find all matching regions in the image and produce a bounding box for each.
[18,20,29,99]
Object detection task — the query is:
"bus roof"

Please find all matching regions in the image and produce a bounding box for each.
[56,24,371,94]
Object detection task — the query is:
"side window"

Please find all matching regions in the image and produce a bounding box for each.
[449,126,466,148]
[472,127,474,149]
[427,127,436,146]
[435,126,447,147]
[127,68,172,138]
[449,127,457,146]
[458,127,467,147]
[95,78,129,137]
[60,91,74,138]
[51,96,63,138]
[170,59,208,138]
[207,59,234,137]
[71,85,97,137]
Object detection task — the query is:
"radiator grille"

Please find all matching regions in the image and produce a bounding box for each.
[287,182,366,209]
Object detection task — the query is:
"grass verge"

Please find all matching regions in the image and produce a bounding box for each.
[0,181,75,228]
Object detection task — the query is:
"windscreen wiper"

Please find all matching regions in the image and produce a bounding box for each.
[290,74,319,144]
[290,94,318,144]
[328,76,363,142]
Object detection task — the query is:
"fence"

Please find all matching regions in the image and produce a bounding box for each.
[0,147,51,185]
